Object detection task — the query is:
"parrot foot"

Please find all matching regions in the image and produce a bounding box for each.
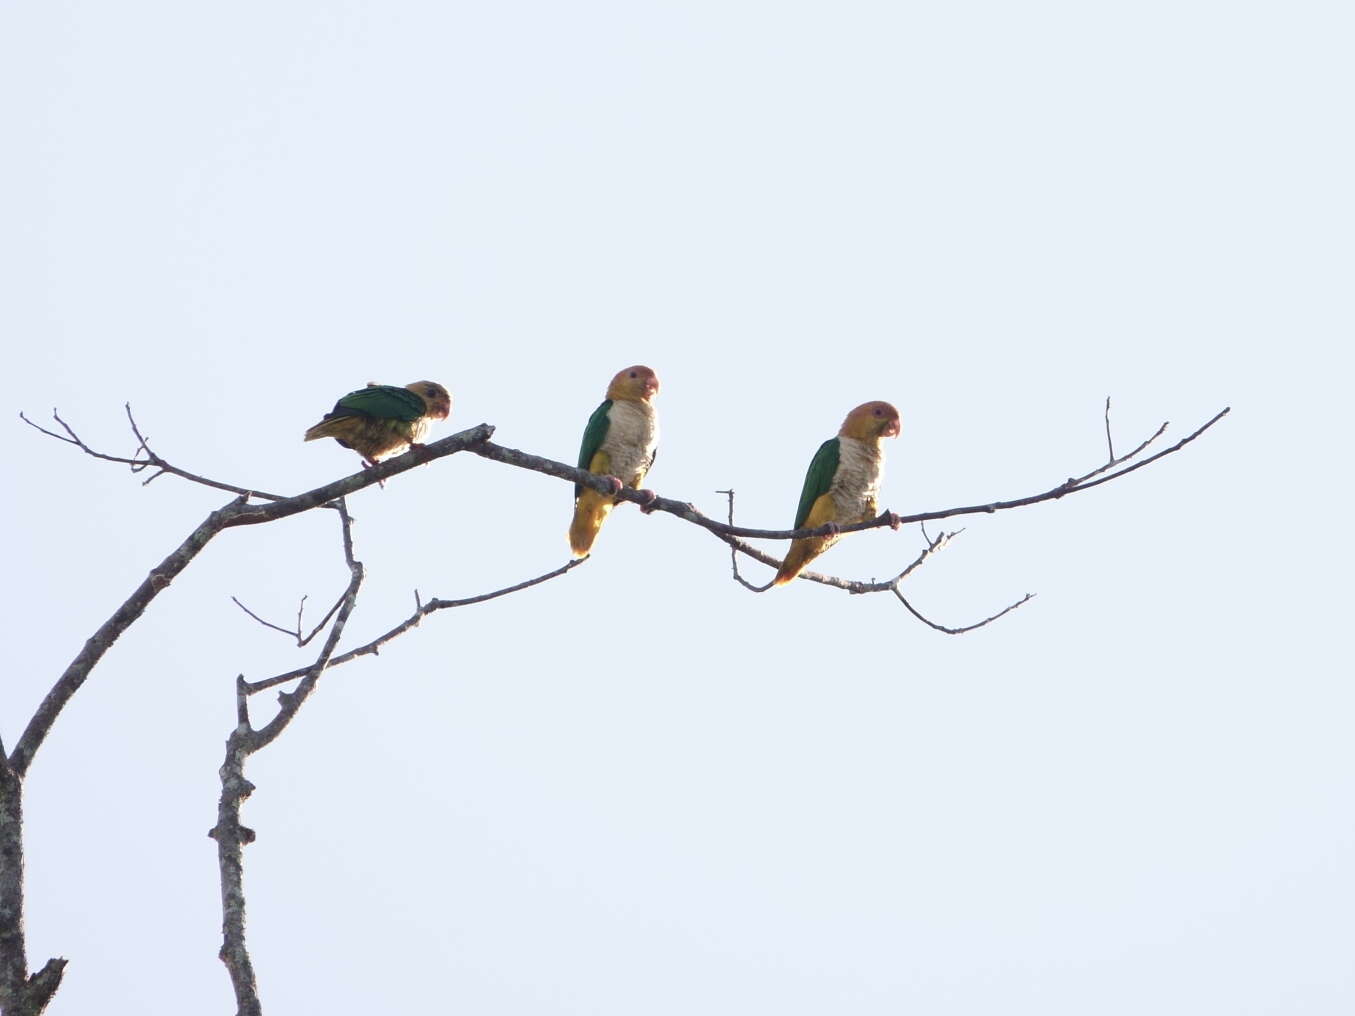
[821,521,840,537]
[600,475,624,495]
[361,460,387,488]
[637,489,659,513]
[881,510,902,531]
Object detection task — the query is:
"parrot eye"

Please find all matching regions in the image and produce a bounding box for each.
[629,371,638,378]
[873,408,882,416]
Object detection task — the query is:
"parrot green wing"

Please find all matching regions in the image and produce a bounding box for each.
[575,400,613,499]
[792,437,841,529]
[329,385,426,423]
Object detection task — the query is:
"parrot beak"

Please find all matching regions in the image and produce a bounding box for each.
[644,377,660,398]
[883,417,901,438]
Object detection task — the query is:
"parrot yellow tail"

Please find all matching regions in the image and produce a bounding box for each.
[569,489,615,558]
[772,536,830,586]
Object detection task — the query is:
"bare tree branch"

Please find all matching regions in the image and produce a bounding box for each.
[7,396,1227,1013]
[26,400,1228,545]
[892,588,1036,634]
[7,492,249,779]
[229,597,300,639]
[20,406,290,502]
[691,402,1212,616]
[714,490,775,592]
[231,593,343,648]
[9,424,497,779]
[209,499,364,1016]
[0,767,66,1016]
[884,525,963,588]
[22,406,499,509]
[1073,399,1170,487]
[711,489,1023,630]
[13,403,1229,776]
[220,424,497,526]
[243,557,587,694]
[713,489,958,594]
[468,406,1229,544]
[208,676,260,1016]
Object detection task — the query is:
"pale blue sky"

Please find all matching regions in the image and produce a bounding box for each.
[4,1,1351,1013]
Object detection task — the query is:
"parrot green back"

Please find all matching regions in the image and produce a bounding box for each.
[793,438,841,528]
[330,386,425,423]
[575,400,613,498]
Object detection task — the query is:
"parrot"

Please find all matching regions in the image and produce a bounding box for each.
[569,365,661,558]
[304,381,452,467]
[772,400,902,586]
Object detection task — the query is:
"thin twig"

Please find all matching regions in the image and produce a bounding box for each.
[888,526,962,588]
[892,588,1036,634]
[231,592,344,647]
[716,490,775,592]
[1072,413,1169,486]
[230,598,297,639]
[1104,397,1115,461]
[243,557,587,694]
[21,407,290,501]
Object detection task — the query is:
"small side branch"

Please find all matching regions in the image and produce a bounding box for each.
[715,490,774,592]
[243,557,586,694]
[21,406,288,501]
[1072,397,1169,486]
[892,588,1036,635]
[22,406,498,511]
[251,501,363,747]
[231,593,343,648]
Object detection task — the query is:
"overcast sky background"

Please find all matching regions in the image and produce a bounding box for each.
[4,1,1351,1013]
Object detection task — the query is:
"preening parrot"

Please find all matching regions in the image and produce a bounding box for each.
[569,365,660,558]
[304,381,452,467]
[773,400,901,586]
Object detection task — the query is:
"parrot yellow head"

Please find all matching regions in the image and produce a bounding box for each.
[840,401,901,442]
[405,381,452,419]
[605,365,660,403]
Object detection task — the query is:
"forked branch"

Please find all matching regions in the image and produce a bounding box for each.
[242,557,586,693]
[208,499,364,1016]
[211,525,585,1012]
